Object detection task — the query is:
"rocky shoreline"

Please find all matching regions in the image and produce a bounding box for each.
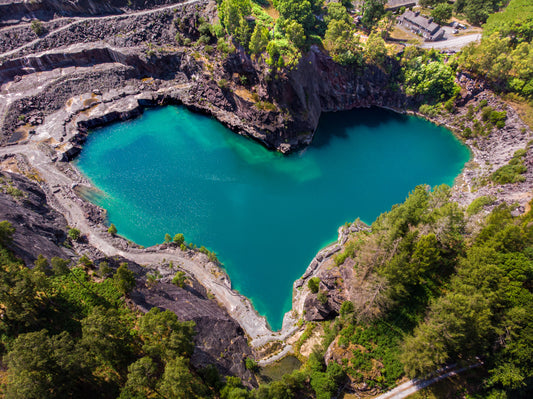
[1,0,532,369]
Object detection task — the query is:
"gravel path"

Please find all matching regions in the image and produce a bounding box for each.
[0,0,205,59]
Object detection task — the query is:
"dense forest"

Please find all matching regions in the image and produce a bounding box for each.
[1,0,532,398]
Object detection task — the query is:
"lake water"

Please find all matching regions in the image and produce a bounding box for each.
[76,106,470,330]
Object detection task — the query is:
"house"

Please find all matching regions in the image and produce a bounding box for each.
[398,10,445,41]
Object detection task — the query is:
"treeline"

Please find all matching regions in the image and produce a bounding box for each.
[0,223,214,398]
[216,0,390,68]
[457,0,533,99]
[325,185,532,397]
[421,0,501,26]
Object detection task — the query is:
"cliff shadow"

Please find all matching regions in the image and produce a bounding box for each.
[312,107,410,149]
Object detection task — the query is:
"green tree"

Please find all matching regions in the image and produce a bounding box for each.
[173,233,185,245]
[164,233,172,243]
[324,19,363,65]
[325,2,350,24]
[120,356,159,399]
[113,262,135,295]
[5,330,88,399]
[97,260,112,278]
[464,0,499,25]
[0,220,16,246]
[138,307,195,361]
[81,306,134,371]
[108,223,117,236]
[51,257,70,276]
[308,276,320,293]
[249,24,270,55]
[219,0,252,38]
[0,265,47,335]
[431,3,453,25]
[361,0,386,30]
[33,254,49,275]
[365,31,388,65]
[68,227,80,241]
[275,0,315,32]
[172,271,187,288]
[404,58,457,101]
[285,20,306,48]
[158,356,205,399]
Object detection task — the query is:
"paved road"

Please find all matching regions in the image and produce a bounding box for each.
[421,33,482,51]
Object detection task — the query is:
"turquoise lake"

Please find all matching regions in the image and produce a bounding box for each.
[76,106,470,330]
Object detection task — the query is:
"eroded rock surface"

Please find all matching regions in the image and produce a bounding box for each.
[0,169,71,264]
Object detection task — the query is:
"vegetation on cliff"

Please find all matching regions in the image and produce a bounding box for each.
[301,185,532,398]
[457,0,533,99]
[0,228,209,399]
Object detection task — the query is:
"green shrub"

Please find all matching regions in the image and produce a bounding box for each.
[173,233,185,245]
[245,357,258,372]
[108,224,117,236]
[466,195,496,215]
[418,104,440,117]
[491,149,528,184]
[308,277,320,293]
[5,185,23,197]
[30,20,45,36]
[217,79,229,89]
[68,228,81,241]
[340,301,354,318]
[317,292,328,305]
[98,261,112,278]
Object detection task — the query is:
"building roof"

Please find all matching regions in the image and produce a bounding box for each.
[401,10,441,35]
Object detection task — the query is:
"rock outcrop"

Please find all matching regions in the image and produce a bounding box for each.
[0,169,71,264]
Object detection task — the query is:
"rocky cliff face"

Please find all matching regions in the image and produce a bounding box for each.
[0,0,407,153]
[131,280,258,387]
[0,0,183,27]
[0,170,71,264]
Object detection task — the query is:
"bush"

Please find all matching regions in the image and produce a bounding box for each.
[217,79,230,89]
[172,271,187,288]
[68,228,81,241]
[108,224,117,236]
[317,292,328,305]
[491,149,528,184]
[308,277,320,293]
[114,263,135,295]
[466,195,496,215]
[49,257,69,276]
[340,301,355,318]
[173,233,185,245]
[245,357,258,372]
[30,20,45,36]
[98,261,112,278]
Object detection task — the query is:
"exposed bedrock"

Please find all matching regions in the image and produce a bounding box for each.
[0,170,72,265]
[0,0,185,26]
[0,45,191,83]
[131,280,257,388]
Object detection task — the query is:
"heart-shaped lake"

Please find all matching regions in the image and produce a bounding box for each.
[76,105,469,330]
